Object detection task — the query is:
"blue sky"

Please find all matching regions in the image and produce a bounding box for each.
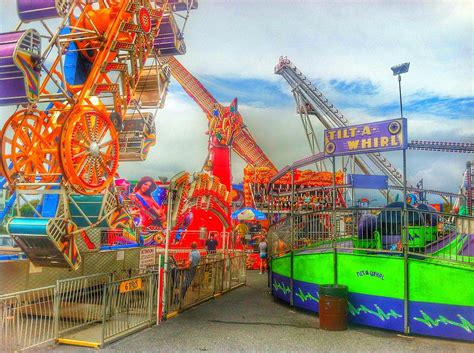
[0,0,472,199]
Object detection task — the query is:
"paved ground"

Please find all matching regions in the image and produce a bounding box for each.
[40,271,472,353]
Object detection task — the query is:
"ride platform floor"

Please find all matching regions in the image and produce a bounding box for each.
[39,272,471,353]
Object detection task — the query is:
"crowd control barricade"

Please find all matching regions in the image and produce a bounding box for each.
[101,272,159,345]
[165,253,246,316]
[0,252,246,350]
[0,286,56,352]
[55,273,110,338]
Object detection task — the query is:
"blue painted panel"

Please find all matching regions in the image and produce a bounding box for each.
[410,301,473,342]
[8,218,49,235]
[348,292,404,332]
[348,174,388,189]
[293,280,320,312]
[272,276,473,341]
[271,272,291,303]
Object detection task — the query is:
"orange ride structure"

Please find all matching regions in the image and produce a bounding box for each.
[0,0,194,193]
[160,56,277,194]
[161,57,347,220]
[0,0,201,270]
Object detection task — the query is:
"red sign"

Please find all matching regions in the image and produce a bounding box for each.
[139,8,152,34]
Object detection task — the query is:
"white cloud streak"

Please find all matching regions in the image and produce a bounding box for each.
[0,0,471,201]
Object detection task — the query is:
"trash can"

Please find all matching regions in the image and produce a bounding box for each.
[319,284,348,331]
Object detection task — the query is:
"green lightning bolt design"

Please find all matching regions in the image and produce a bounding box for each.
[413,311,473,333]
[272,280,291,295]
[348,303,402,321]
[294,287,319,303]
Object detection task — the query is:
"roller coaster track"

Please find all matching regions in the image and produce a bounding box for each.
[275,57,406,188]
[389,185,464,200]
[160,56,276,170]
[408,141,474,153]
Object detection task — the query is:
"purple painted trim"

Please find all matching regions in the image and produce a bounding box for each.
[274,275,473,341]
[17,0,59,22]
[0,31,25,43]
[271,272,291,303]
[410,301,474,341]
[0,78,28,105]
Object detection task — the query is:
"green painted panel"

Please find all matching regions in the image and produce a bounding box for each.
[409,259,474,306]
[337,253,404,299]
[293,252,334,284]
[273,250,473,307]
[271,254,291,277]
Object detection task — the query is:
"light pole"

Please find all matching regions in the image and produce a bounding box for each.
[391,61,410,335]
[391,62,410,119]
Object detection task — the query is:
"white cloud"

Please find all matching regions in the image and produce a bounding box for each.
[182,0,472,100]
[0,0,471,202]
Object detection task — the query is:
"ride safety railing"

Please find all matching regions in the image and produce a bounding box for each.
[165,253,246,315]
[0,285,56,352]
[0,252,246,351]
[268,207,473,265]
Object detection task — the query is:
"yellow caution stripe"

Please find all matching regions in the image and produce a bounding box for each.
[56,338,100,348]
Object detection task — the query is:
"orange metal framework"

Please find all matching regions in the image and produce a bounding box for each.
[160,56,277,171]
[1,0,170,194]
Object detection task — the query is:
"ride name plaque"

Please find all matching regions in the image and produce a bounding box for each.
[324,118,407,157]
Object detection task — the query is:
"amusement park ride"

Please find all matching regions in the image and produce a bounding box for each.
[0,1,472,277]
[0,0,208,270]
[274,57,474,210]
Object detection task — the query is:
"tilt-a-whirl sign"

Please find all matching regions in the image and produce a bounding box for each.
[324,118,407,157]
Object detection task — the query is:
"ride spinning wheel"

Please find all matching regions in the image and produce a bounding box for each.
[0,0,196,195]
[59,107,119,194]
[0,109,60,185]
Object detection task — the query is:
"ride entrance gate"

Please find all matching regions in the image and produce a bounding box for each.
[56,272,160,348]
[0,253,246,351]
[0,270,161,351]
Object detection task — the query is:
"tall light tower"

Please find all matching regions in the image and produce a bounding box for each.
[391,61,410,334]
[391,62,410,118]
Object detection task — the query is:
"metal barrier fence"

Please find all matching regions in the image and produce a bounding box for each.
[102,272,159,344]
[0,253,246,351]
[56,273,110,337]
[165,254,246,315]
[268,207,473,265]
[0,286,56,352]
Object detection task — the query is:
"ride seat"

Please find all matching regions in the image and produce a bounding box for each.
[118,112,156,161]
[7,217,80,269]
[153,13,186,56]
[134,64,171,108]
[0,29,41,105]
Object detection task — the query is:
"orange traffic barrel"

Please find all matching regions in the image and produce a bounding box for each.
[319,284,348,331]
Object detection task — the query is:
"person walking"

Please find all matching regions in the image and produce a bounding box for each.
[258,237,268,274]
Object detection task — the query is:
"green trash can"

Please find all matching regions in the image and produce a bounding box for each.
[319,284,348,331]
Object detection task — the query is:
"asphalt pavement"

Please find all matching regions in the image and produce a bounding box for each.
[39,271,472,353]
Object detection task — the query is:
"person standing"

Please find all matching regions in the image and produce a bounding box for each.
[258,237,268,274]
[181,242,201,300]
[205,234,218,255]
[235,220,249,244]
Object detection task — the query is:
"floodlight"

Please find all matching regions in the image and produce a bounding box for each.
[391,62,410,76]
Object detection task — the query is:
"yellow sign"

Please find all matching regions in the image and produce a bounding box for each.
[119,278,143,293]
